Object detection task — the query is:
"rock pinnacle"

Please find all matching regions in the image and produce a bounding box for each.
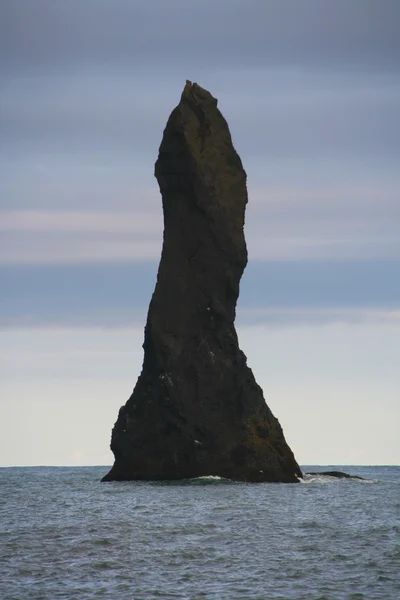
[102,82,301,482]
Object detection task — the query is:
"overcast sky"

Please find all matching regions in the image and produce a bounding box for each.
[1,1,399,468]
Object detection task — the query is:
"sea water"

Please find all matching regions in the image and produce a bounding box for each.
[1,466,399,599]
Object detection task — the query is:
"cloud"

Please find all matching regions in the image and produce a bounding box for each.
[2,260,399,328]
[1,1,399,468]
[0,71,167,156]
[2,1,399,73]
[1,321,399,465]
[237,307,400,327]
[2,68,399,164]
[0,210,161,234]
[1,1,398,330]
[0,160,158,210]
[2,174,400,265]
[0,209,162,265]
[0,233,161,265]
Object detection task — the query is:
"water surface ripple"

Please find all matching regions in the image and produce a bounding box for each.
[1,466,399,599]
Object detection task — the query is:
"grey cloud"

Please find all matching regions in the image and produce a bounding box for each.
[2,173,399,264]
[1,64,399,261]
[0,71,173,157]
[1,261,399,328]
[1,68,398,165]
[220,76,400,164]
[0,160,158,210]
[1,2,399,274]
[236,307,400,328]
[0,229,161,265]
[1,0,399,73]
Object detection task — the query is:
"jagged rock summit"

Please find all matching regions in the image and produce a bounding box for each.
[102,81,301,483]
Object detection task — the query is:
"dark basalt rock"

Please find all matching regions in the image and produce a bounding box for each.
[307,471,365,480]
[102,81,301,483]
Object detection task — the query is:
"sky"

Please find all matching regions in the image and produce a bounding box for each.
[1,0,399,468]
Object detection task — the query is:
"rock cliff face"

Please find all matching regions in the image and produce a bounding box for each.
[102,81,301,483]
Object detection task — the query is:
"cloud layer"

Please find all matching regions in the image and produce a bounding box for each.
[1,2,399,467]
[2,1,399,72]
[2,2,399,275]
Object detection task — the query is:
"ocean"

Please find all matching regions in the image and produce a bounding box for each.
[1,466,399,600]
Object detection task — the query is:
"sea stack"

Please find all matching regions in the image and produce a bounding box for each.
[102,82,301,483]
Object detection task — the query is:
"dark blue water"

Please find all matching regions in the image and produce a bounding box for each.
[1,466,399,599]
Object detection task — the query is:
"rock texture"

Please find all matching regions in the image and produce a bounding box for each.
[102,81,301,483]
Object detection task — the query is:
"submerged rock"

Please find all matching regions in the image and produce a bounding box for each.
[102,82,301,483]
[306,471,365,480]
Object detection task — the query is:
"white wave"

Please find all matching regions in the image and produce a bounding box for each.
[298,474,334,484]
[192,475,225,481]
